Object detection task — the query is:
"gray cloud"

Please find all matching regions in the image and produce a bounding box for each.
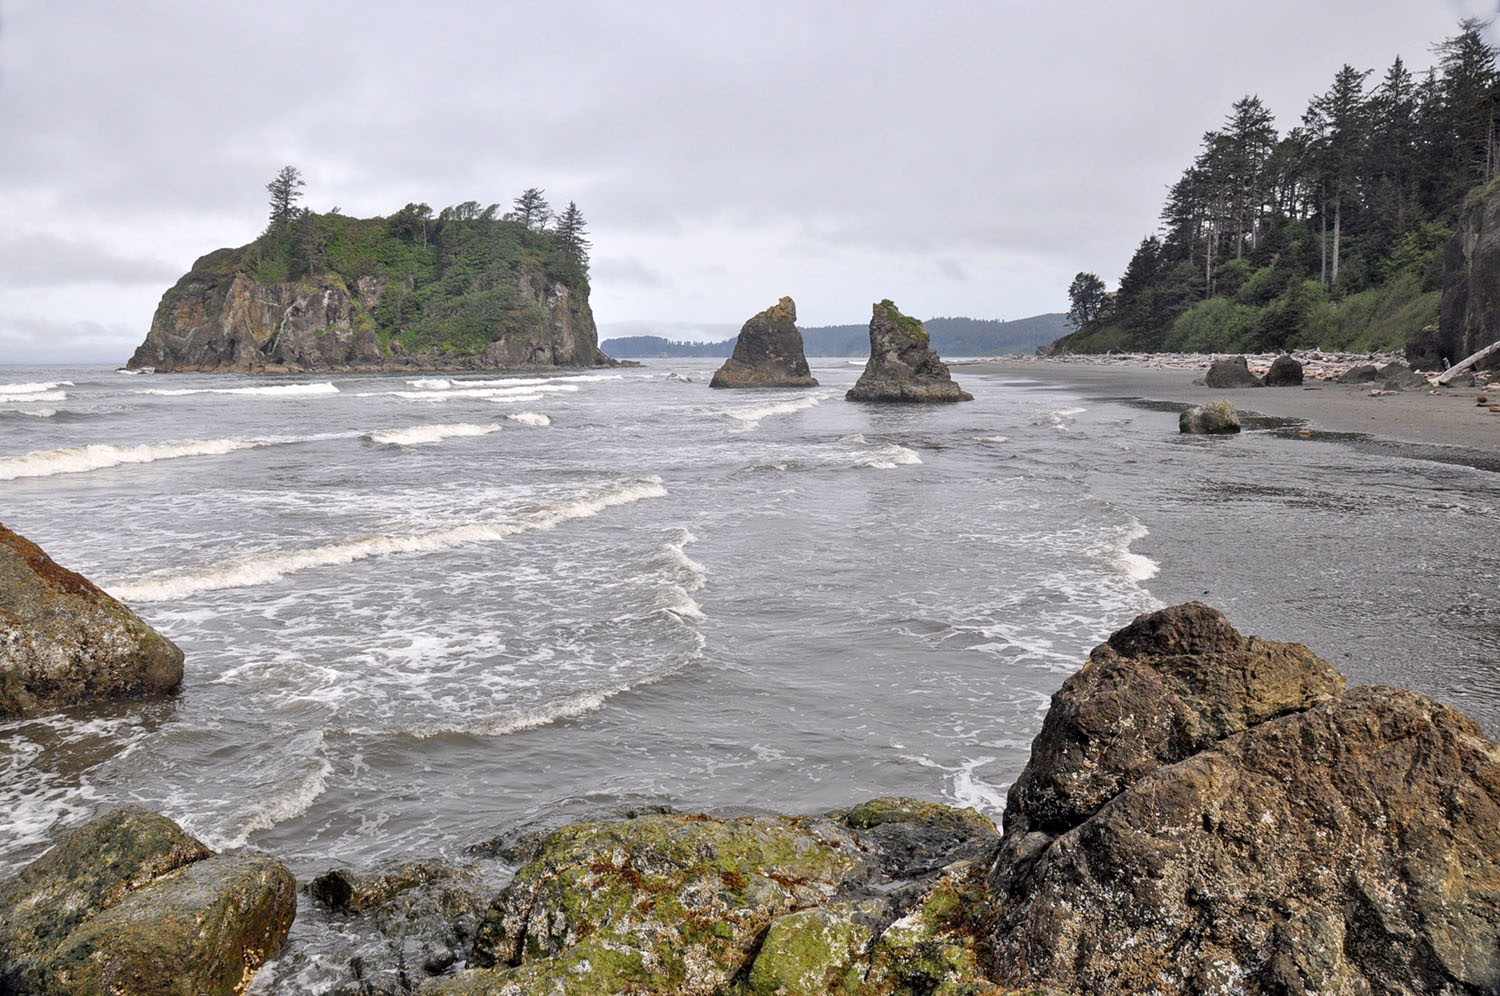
[0,1,1473,342]
[0,314,140,364]
[0,233,180,288]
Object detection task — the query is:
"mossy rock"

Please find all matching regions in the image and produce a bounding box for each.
[874,300,930,345]
[863,863,999,996]
[744,907,872,996]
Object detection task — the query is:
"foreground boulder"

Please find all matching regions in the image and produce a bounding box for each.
[1179,401,1242,434]
[0,806,296,995]
[846,300,972,402]
[1378,361,1430,391]
[709,296,818,389]
[1263,353,1303,386]
[0,524,183,719]
[423,799,1000,995]
[988,603,1500,996]
[1338,363,1381,384]
[1204,355,1261,387]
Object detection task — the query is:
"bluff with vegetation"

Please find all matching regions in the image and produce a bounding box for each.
[1052,20,1500,359]
[128,175,611,373]
[604,312,1070,359]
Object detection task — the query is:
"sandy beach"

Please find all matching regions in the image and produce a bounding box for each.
[970,356,1500,460]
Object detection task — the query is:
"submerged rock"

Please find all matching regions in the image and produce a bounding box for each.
[423,799,999,995]
[1263,353,1304,386]
[987,603,1500,996]
[0,806,295,995]
[846,301,972,403]
[1179,400,1242,434]
[709,296,818,389]
[1204,355,1261,388]
[0,523,183,719]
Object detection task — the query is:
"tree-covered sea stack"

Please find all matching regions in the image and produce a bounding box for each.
[709,295,818,388]
[846,300,972,402]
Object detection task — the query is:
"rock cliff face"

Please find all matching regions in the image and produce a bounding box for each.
[709,296,818,388]
[988,602,1500,996]
[0,807,296,995]
[846,301,971,402]
[128,252,611,374]
[1433,176,1500,370]
[0,523,182,719]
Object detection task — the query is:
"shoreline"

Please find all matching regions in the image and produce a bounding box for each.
[968,355,1500,460]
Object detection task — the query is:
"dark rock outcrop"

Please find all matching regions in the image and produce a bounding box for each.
[846,301,972,403]
[0,524,183,719]
[987,603,1500,996]
[1179,401,1242,434]
[1436,177,1500,371]
[1338,363,1381,384]
[1263,353,1304,386]
[424,799,1000,995]
[1406,323,1446,370]
[1204,355,1261,387]
[128,253,612,374]
[1378,361,1430,391]
[709,296,818,389]
[0,806,295,995]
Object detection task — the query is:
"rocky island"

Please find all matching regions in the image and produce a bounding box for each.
[847,300,972,402]
[709,296,818,388]
[127,188,614,373]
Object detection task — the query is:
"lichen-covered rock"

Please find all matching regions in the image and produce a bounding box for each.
[986,603,1500,996]
[0,806,295,996]
[1178,401,1241,434]
[0,524,183,719]
[710,297,819,389]
[1262,353,1303,386]
[423,800,999,996]
[846,301,971,403]
[861,862,1003,996]
[1204,355,1260,387]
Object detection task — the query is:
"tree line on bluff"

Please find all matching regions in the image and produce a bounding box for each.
[1061,18,1499,357]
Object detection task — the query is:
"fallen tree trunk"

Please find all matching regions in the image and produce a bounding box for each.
[1436,338,1500,385]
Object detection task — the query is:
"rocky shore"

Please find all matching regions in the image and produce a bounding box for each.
[4,600,1495,995]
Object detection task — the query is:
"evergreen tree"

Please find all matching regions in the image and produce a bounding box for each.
[1303,64,1371,285]
[553,201,591,265]
[265,165,305,231]
[511,188,552,231]
[1066,272,1108,328]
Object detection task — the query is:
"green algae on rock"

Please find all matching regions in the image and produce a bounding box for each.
[846,301,972,403]
[0,806,295,996]
[0,523,183,719]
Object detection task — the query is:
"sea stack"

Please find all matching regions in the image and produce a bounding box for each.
[846,300,972,402]
[709,296,818,388]
[0,524,183,719]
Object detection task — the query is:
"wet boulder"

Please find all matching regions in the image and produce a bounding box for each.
[1263,353,1304,386]
[0,806,295,996]
[0,523,183,719]
[709,296,818,389]
[1204,355,1261,388]
[846,300,972,402]
[1178,400,1242,434]
[987,603,1500,996]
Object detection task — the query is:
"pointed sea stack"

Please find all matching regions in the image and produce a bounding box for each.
[709,296,818,388]
[846,300,972,402]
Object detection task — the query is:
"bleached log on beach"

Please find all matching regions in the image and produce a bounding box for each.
[1436,338,1500,385]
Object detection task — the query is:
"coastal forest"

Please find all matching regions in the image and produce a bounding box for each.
[248,169,591,356]
[1055,19,1499,356]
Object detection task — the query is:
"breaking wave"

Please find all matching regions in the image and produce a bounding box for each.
[0,390,66,404]
[0,439,264,481]
[108,477,669,602]
[366,423,501,446]
[139,382,339,398]
[857,444,923,470]
[506,412,551,427]
[722,393,827,431]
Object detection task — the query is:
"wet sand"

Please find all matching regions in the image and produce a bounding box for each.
[970,357,1500,458]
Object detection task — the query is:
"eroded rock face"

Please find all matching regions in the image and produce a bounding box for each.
[987,603,1500,996]
[1204,355,1261,387]
[709,296,818,389]
[1263,353,1303,386]
[0,806,295,996]
[1179,401,1242,434]
[1437,178,1500,371]
[0,524,183,719]
[423,800,1000,996]
[846,301,972,403]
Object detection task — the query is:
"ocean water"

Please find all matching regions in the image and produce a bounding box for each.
[2,359,1496,986]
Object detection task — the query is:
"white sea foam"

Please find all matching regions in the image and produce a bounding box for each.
[1109,519,1160,582]
[140,382,339,397]
[381,384,579,401]
[407,378,453,389]
[950,757,1008,815]
[1040,406,1087,432]
[0,380,71,394]
[0,390,66,404]
[16,409,57,419]
[0,438,265,480]
[653,528,708,620]
[108,477,669,602]
[722,393,826,431]
[975,434,1009,443]
[857,444,923,470]
[176,731,332,850]
[505,412,551,427]
[366,423,501,446]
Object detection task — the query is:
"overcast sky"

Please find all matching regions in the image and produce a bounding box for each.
[0,0,1491,362]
